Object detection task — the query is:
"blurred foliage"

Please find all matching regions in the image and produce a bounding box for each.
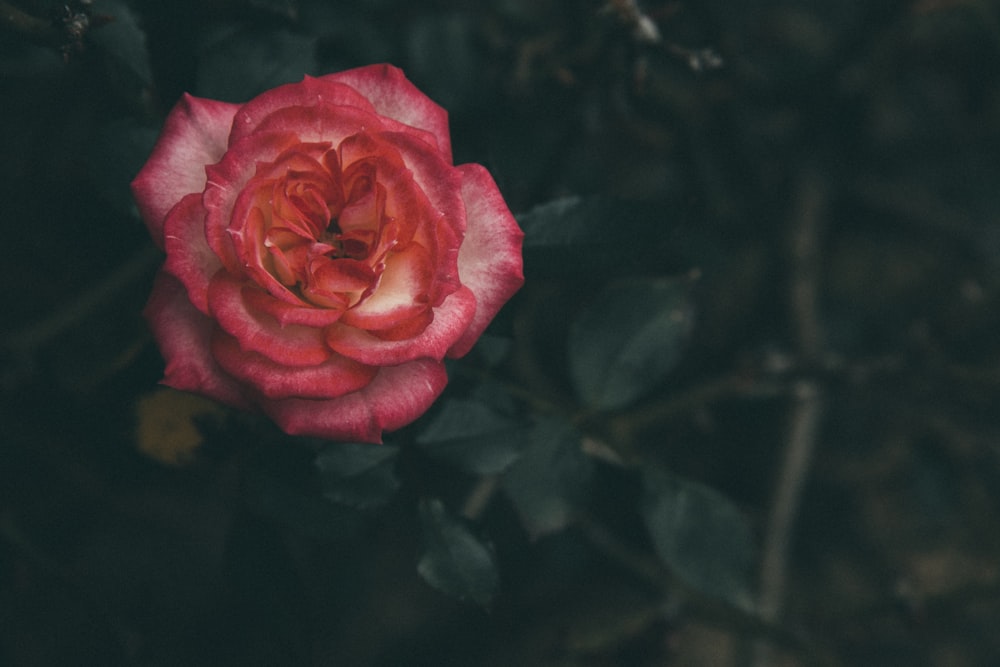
[3,0,1000,665]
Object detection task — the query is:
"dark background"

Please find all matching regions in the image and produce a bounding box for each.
[3,0,1000,665]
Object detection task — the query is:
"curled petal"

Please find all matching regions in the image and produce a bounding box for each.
[143,272,250,409]
[378,132,466,302]
[328,285,476,365]
[242,287,345,327]
[259,359,449,443]
[340,242,433,331]
[308,258,376,297]
[208,272,331,367]
[133,94,239,245]
[211,331,377,401]
[162,193,222,314]
[447,164,525,358]
[203,131,301,276]
[325,65,453,163]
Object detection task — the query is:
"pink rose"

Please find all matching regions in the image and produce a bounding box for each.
[134,65,524,443]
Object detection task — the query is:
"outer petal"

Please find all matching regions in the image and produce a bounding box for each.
[143,271,250,409]
[132,94,239,246]
[447,164,525,358]
[327,285,477,366]
[211,331,377,401]
[325,65,453,163]
[251,102,386,150]
[259,358,449,443]
[227,76,378,146]
[251,100,441,151]
[208,272,331,367]
[162,192,221,314]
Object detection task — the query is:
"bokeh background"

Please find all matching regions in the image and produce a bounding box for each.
[3,0,1000,665]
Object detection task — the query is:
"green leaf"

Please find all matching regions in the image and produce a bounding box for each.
[501,418,592,538]
[90,0,153,87]
[568,277,694,411]
[239,442,363,540]
[641,468,756,609]
[417,499,498,606]
[315,443,400,509]
[416,398,529,475]
[517,196,690,279]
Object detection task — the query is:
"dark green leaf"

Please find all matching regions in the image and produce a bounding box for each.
[417,499,498,606]
[239,443,363,540]
[416,398,529,475]
[568,277,694,411]
[517,196,691,279]
[641,468,755,609]
[315,443,400,509]
[196,26,318,103]
[501,418,592,538]
[90,0,153,87]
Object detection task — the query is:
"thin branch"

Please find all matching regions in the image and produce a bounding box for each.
[757,380,823,623]
[0,0,106,58]
[754,168,828,666]
[607,373,773,446]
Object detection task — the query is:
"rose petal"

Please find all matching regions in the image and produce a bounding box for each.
[447,164,525,358]
[208,272,331,367]
[143,272,250,409]
[162,193,222,315]
[378,132,466,302]
[242,286,345,327]
[370,308,435,341]
[203,131,301,275]
[325,65,453,164]
[259,358,449,443]
[211,330,377,401]
[340,242,433,330]
[309,257,376,296]
[327,285,476,365]
[252,102,386,147]
[228,76,378,146]
[132,94,239,245]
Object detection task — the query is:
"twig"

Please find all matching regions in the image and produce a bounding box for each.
[607,373,771,446]
[757,381,823,619]
[754,168,828,666]
[0,0,106,58]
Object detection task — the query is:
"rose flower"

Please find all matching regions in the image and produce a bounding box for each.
[134,65,524,443]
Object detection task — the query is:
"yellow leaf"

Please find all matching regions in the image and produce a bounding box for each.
[135,388,224,466]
